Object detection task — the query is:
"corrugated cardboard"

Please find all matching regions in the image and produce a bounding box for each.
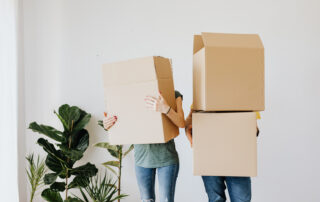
[193,32,265,111]
[102,56,179,145]
[193,112,257,177]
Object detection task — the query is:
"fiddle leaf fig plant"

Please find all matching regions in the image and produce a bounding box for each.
[29,104,98,202]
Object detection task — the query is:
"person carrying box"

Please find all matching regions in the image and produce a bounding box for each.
[185,105,260,202]
[102,91,185,202]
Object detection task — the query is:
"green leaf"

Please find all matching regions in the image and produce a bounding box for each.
[45,154,64,173]
[97,120,108,131]
[29,122,65,142]
[124,144,134,157]
[58,104,81,131]
[68,175,90,189]
[94,142,116,150]
[79,173,127,202]
[44,173,58,185]
[54,111,69,132]
[111,194,129,202]
[103,165,117,175]
[50,182,66,192]
[95,142,119,159]
[71,129,89,152]
[73,113,91,132]
[26,153,47,202]
[58,144,84,161]
[78,188,89,202]
[38,138,67,164]
[97,120,103,128]
[58,170,68,179]
[116,145,123,151]
[41,188,63,202]
[70,163,98,178]
[102,161,120,168]
[64,197,83,202]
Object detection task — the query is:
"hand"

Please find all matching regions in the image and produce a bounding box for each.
[145,92,170,114]
[185,125,193,147]
[103,112,117,130]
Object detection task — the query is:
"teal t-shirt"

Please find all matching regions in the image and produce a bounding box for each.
[134,90,183,168]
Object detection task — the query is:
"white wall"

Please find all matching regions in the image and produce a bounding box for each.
[0,0,20,201]
[22,0,320,201]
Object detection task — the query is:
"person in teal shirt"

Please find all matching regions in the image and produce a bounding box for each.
[103,90,185,202]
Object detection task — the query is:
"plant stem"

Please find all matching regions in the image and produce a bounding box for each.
[30,191,35,202]
[65,120,74,199]
[118,150,122,202]
[65,171,68,199]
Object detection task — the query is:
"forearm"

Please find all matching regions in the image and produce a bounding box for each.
[184,109,193,147]
[166,108,185,128]
[185,110,193,128]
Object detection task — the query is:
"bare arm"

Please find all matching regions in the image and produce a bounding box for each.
[185,109,193,128]
[166,97,185,128]
[184,108,193,147]
[145,93,185,128]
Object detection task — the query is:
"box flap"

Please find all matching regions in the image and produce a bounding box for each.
[102,56,172,87]
[201,32,264,49]
[102,56,157,86]
[153,56,173,79]
[193,35,205,54]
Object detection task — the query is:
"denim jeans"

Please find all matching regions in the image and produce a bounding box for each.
[135,164,179,202]
[202,176,251,202]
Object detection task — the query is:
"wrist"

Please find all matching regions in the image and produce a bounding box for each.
[165,106,171,114]
[161,104,170,114]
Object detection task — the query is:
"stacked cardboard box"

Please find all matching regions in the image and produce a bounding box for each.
[102,56,179,145]
[192,33,264,177]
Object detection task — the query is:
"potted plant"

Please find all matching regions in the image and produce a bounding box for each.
[29,104,98,202]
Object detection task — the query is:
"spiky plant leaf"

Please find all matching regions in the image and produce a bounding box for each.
[26,153,47,202]
[124,145,134,157]
[103,165,117,176]
[75,173,127,202]
[102,161,120,168]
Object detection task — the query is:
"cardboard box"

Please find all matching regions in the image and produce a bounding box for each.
[102,56,179,145]
[193,32,265,111]
[193,112,257,177]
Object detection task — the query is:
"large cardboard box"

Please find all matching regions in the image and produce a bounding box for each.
[193,32,265,111]
[193,112,257,177]
[102,56,179,145]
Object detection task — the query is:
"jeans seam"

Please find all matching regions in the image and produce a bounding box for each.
[170,164,177,201]
[152,168,156,200]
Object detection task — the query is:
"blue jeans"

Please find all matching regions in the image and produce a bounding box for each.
[202,176,251,202]
[135,164,179,202]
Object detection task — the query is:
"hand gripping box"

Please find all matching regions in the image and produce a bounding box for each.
[102,56,179,145]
